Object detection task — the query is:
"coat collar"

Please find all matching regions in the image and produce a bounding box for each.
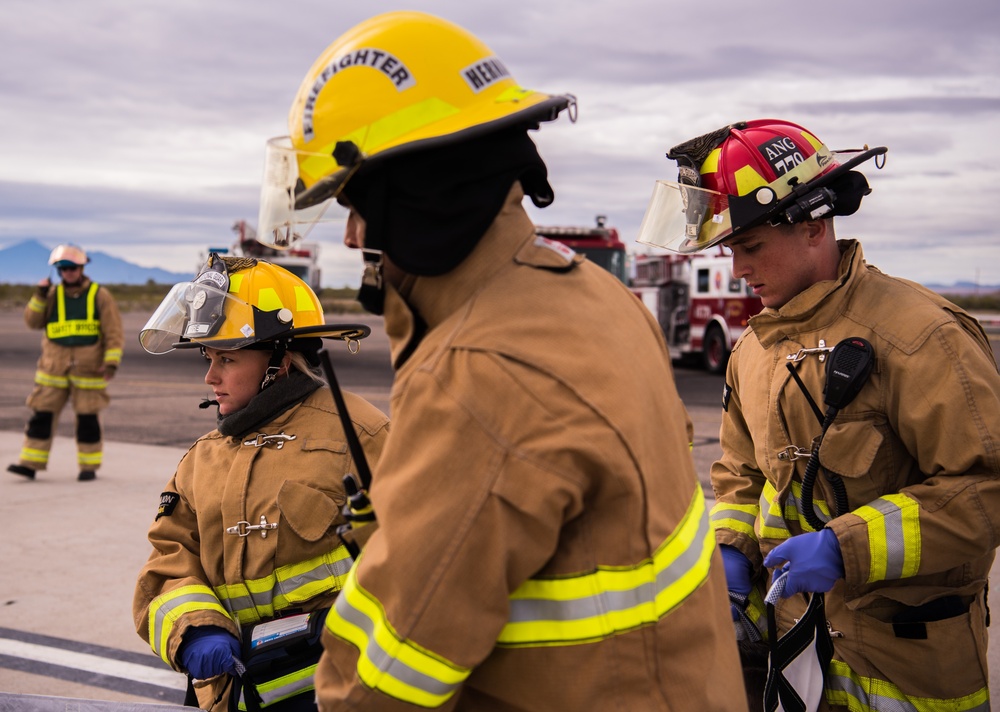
[749,239,864,347]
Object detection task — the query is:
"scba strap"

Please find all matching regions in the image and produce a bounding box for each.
[763,573,834,712]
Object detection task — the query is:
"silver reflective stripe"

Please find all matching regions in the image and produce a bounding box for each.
[507,581,654,624]
[218,549,354,622]
[787,488,830,528]
[152,591,221,657]
[710,507,757,529]
[759,490,791,536]
[828,665,990,711]
[333,591,460,699]
[869,498,908,580]
[239,665,317,710]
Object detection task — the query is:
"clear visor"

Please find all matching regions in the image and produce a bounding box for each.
[635,180,735,254]
[139,282,260,354]
[257,136,355,250]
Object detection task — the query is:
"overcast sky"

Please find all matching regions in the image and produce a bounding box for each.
[2,0,998,288]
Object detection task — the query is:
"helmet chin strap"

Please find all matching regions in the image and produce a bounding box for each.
[260,342,288,391]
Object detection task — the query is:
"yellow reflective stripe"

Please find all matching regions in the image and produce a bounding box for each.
[326,566,470,708]
[710,501,759,539]
[78,452,102,466]
[105,349,123,363]
[148,585,231,666]
[302,97,460,179]
[69,375,108,390]
[215,546,354,624]
[785,479,831,533]
[498,486,713,646]
[34,371,69,388]
[257,287,284,313]
[758,481,791,540]
[827,658,989,711]
[294,286,318,313]
[238,664,317,710]
[47,283,100,340]
[28,295,47,313]
[854,494,921,582]
[20,448,48,464]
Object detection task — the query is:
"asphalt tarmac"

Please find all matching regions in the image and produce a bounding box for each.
[0,309,998,708]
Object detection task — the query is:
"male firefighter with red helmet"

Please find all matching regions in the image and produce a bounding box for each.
[7,244,123,481]
[639,119,1000,710]
[256,11,747,711]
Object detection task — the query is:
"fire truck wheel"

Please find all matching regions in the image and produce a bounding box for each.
[703,325,729,375]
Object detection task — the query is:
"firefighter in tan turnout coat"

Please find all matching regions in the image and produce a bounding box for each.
[255,11,748,711]
[7,244,123,481]
[133,257,389,711]
[639,118,1000,711]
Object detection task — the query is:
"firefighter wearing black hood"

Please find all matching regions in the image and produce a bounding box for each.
[255,11,748,711]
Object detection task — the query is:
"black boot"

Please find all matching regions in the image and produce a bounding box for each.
[78,470,97,482]
[7,464,36,480]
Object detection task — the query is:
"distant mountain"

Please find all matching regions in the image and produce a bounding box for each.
[924,281,1000,296]
[0,239,190,285]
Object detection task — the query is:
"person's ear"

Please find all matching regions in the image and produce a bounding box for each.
[803,219,828,244]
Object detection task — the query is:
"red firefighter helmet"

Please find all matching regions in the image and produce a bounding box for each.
[637,119,886,253]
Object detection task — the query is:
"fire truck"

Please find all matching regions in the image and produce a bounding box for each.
[205,220,322,292]
[632,248,762,374]
[534,215,628,284]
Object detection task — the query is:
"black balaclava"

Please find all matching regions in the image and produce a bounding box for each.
[342,128,553,278]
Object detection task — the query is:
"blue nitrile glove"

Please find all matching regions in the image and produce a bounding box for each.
[721,544,754,620]
[178,626,241,680]
[764,528,844,598]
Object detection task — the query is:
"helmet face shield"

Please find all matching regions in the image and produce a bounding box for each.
[139,282,263,354]
[257,136,356,249]
[636,181,734,253]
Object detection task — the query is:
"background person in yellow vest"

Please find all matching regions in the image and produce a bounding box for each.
[638,119,1000,710]
[7,244,123,482]
[133,256,389,712]
[255,11,748,711]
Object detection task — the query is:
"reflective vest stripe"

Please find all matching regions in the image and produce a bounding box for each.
[46,283,100,342]
[499,486,713,646]
[238,664,318,711]
[710,502,758,539]
[327,573,471,708]
[34,371,69,389]
[826,658,989,711]
[149,585,232,665]
[854,494,921,582]
[28,295,46,314]
[326,487,714,707]
[215,546,354,624]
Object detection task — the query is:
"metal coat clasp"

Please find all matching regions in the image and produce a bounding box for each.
[243,432,296,449]
[227,514,278,539]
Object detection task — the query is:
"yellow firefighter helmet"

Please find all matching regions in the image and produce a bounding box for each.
[139,255,368,354]
[258,10,574,246]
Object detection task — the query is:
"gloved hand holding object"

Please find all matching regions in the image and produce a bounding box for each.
[178,626,241,680]
[764,528,844,598]
[721,544,754,620]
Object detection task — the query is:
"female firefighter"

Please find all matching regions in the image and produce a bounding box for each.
[132,255,389,711]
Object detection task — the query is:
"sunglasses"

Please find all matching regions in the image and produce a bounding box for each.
[58,265,82,272]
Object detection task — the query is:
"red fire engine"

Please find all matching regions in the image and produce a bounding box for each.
[632,248,762,374]
[534,215,628,284]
